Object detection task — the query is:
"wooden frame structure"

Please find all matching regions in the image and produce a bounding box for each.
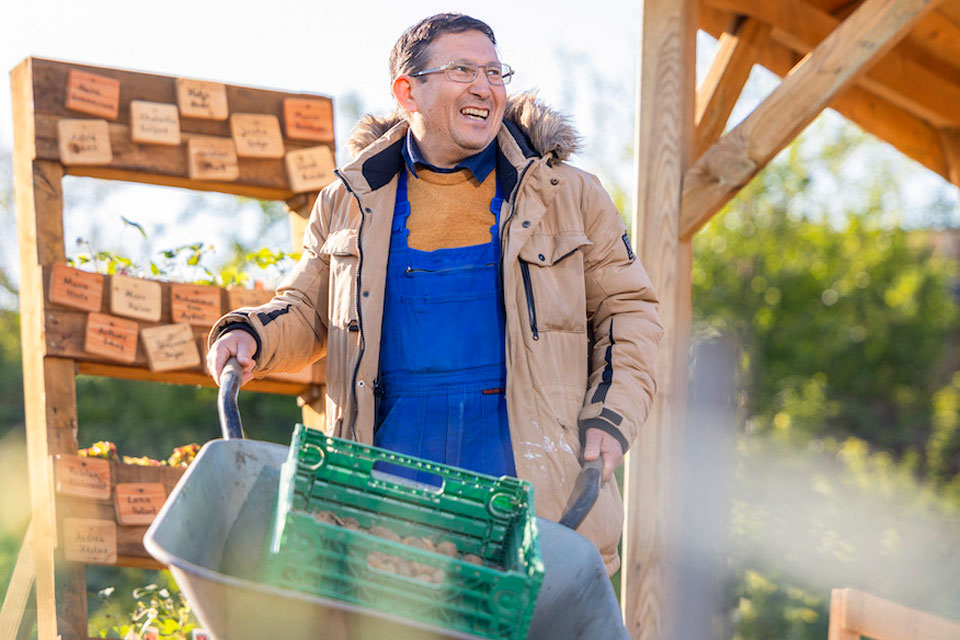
[828,588,960,639]
[626,0,960,637]
[3,57,333,639]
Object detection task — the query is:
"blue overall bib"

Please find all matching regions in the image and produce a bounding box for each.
[374,168,517,480]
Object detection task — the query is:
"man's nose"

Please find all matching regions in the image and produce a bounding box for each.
[467,71,493,96]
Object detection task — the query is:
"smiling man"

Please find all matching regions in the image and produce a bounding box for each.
[207,13,663,575]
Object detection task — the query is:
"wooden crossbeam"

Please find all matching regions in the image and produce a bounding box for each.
[828,588,960,640]
[680,0,941,239]
[705,0,960,128]
[699,5,951,182]
[695,17,772,159]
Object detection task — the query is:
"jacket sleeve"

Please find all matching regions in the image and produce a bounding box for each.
[578,174,664,453]
[207,183,338,375]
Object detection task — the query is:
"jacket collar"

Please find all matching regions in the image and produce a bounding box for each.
[336,91,580,200]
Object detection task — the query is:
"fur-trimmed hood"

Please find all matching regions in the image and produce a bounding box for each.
[345,91,582,162]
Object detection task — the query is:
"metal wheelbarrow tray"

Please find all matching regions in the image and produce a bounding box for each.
[144,361,626,640]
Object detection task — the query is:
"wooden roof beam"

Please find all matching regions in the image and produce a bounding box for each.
[695,17,772,160]
[680,0,941,239]
[706,0,960,128]
[942,128,960,188]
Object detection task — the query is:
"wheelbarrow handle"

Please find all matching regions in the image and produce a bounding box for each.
[558,458,604,530]
[217,357,246,440]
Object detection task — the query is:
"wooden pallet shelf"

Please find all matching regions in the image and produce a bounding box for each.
[5,56,334,640]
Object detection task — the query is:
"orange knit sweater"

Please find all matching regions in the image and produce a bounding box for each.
[405,166,498,251]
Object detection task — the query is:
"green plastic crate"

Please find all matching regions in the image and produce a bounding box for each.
[263,424,544,640]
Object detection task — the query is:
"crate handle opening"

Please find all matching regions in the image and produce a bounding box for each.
[487,491,520,518]
[302,443,326,471]
[371,464,445,495]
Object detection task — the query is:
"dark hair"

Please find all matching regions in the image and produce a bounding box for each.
[389,13,497,81]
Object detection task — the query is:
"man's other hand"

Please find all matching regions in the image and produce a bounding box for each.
[582,428,624,483]
[207,330,257,387]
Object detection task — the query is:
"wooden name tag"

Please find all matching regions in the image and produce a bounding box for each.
[114,482,166,526]
[188,137,239,181]
[177,78,228,120]
[130,100,181,146]
[58,119,113,165]
[283,98,334,142]
[55,455,111,500]
[110,274,162,322]
[84,312,139,363]
[285,146,335,193]
[65,70,120,119]
[227,287,273,310]
[170,284,222,326]
[63,518,117,564]
[141,323,201,372]
[49,263,104,312]
[231,113,285,158]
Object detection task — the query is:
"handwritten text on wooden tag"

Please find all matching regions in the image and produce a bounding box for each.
[187,137,239,181]
[66,70,120,119]
[84,312,139,363]
[283,98,333,142]
[115,483,166,526]
[63,518,117,564]
[177,78,228,120]
[55,455,111,500]
[110,274,162,322]
[130,101,181,146]
[49,263,104,312]
[231,113,285,158]
[285,146,335,193]
[141,323,201,372]
[170,284,222,326]
[58,119,113,165]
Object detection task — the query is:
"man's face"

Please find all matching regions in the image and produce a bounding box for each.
[405,30,507,167]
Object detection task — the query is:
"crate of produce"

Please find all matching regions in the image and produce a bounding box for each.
[263,424,544,640]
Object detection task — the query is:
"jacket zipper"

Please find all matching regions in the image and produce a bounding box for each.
[499,159,536,301]
[519,260,539,340]
[334,168,364,442]
[405,263,495,275]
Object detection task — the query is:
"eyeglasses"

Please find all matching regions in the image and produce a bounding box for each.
[410,60,514,85]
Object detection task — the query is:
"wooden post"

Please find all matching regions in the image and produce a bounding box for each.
[12,59,87,640]
[0,523,36,639]
[941,128,960,188]
[625,0,698,638]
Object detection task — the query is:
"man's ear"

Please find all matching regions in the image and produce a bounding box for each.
[392,76,418,113]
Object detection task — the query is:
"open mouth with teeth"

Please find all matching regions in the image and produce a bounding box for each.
[461,107,489,120]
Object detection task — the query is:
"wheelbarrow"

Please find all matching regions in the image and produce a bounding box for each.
[144,359,627,639]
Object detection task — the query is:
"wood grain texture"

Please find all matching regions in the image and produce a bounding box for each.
[695,17,771,160]
[15,58,87,640]
[682,0,941,239]
[625,1,698,638]
[706,0,960,127]
[831,587,960,639]
[0,523,35,640]
[27,58,335,200]
[699,10,951,180]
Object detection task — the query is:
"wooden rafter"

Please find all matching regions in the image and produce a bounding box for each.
[695,17,772,159]
[680,0,941,239]
[828,588,960,640]
[699,6,951,182]
[942,127,960,188]
[706,0,960,128]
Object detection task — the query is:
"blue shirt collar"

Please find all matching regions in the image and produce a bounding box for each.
[402,130,497,183]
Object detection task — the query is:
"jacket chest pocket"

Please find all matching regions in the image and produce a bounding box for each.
[319,227,360,330]
[517,233,592,336]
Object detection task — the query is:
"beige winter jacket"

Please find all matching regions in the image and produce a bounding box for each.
[210,94,663,574]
